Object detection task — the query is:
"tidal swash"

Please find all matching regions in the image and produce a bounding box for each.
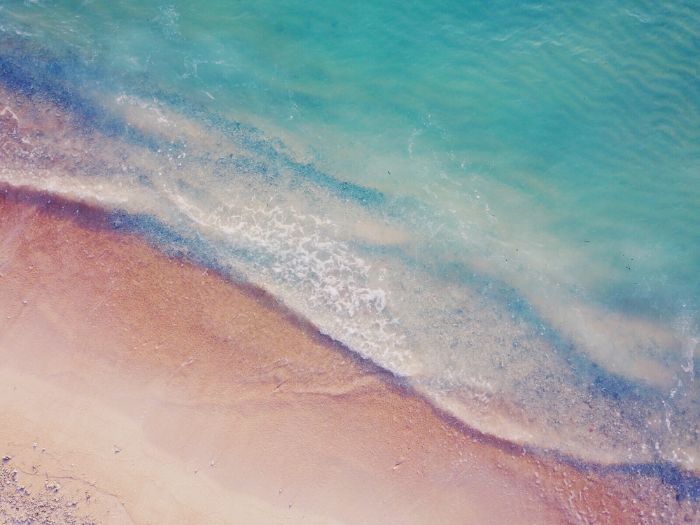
[1,0,699,487]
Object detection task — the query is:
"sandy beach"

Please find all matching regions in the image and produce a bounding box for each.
[2,3,700,521]
[0,184,695,524]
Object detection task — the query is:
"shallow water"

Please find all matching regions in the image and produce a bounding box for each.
[0,1,699,472]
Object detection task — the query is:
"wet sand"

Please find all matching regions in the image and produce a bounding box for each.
[0,185,696,524]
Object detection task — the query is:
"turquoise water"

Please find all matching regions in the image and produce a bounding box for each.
[1,1,699,473]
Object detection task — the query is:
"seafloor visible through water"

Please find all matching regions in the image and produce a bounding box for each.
[0,0,699,502]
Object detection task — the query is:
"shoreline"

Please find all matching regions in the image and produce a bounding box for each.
[4,181,700,493]
[1,68,698,474]
[0,183,697,523]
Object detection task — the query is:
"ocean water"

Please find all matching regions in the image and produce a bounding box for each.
[1,1,699,474]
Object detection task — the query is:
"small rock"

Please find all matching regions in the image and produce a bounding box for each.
[45,481,61,493]
[2,455,11,462]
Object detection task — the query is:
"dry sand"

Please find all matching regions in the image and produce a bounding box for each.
[0,186,696,524]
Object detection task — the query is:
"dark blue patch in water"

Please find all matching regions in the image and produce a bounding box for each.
[132,85,388,208]
[2,33,387,209]
[109,210,224,271]
[355,237,667,411]
[214,154,271,179]
[0,37,161,152]
[291,161,386,206]
[603,462,700,502]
